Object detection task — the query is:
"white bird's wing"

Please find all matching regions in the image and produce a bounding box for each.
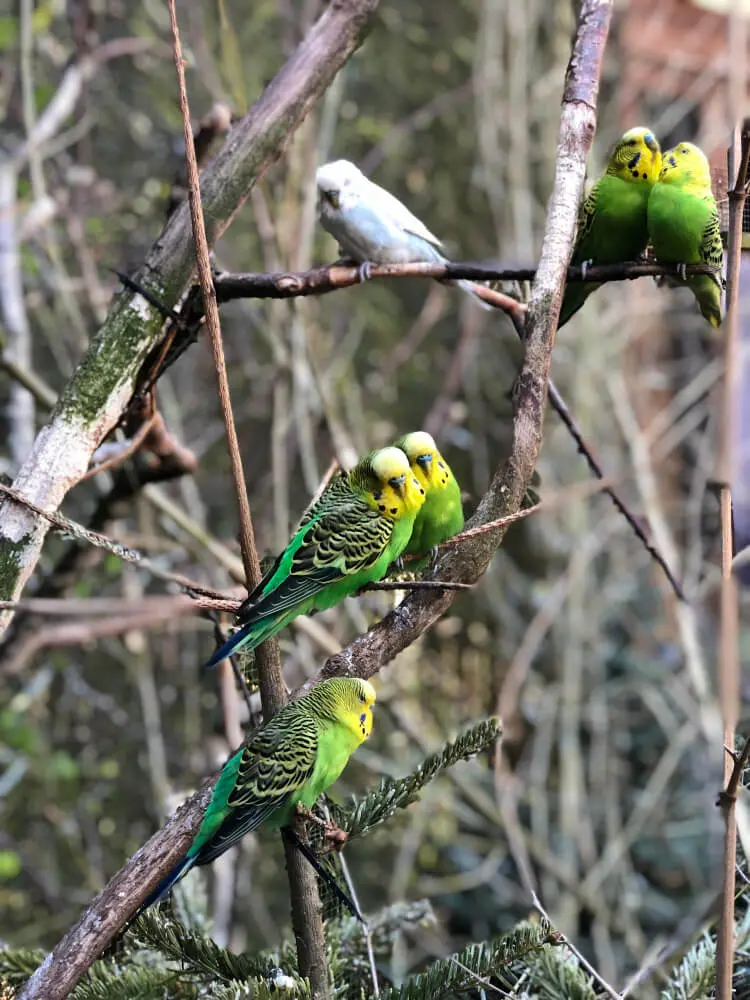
[361,177,444,250]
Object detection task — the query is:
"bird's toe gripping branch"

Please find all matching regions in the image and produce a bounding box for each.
[676,262,688,282]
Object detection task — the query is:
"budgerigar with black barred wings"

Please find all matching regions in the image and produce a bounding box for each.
[207,447,425,667]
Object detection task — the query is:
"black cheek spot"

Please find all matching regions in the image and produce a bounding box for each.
[669,155,677,167]
[642,172,648,179]
[626,153,641,170]
[359,713,366,724]
[419,488,425,495]
[373,491,382,500]
[390,507,398,514]
[378,504,386,512]
[630,170,639,178]
[438,462,446,470]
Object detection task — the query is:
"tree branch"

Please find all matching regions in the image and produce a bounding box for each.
[212,259,720,300]
[0,0,380,633]
[14,3,611,996]
[715,118,750,1000]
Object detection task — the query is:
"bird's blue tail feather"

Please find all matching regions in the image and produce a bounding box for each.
[135,855,195,917]
[204,621,256,669]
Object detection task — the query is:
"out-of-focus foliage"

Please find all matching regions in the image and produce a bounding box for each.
[0,0,742,996]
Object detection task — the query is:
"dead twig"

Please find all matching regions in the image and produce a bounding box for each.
[716,118,750,1000]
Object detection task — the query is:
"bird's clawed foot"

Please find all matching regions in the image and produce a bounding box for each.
[357,261,373,283]
[295,804,348,851]
[676,262,688,282]
[580,259,594,280]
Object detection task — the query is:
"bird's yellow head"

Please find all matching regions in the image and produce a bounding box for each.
[317,677,376,743]
[394,430,453,495]
[658,142,712,189]
[606,127,661,185]
[359,446,425,520]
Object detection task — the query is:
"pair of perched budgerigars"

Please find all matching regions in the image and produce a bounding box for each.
[315,134,723,330]
[560,127,724,329]
[138,431,464,914]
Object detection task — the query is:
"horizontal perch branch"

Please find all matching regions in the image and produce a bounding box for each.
[214,259,722,301]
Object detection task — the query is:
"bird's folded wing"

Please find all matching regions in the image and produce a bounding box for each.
[197,719,318,864]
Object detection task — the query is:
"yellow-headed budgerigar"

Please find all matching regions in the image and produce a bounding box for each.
[207,447,425,667]
[559,126,662,328]
[647,141,724,328]
[316,159,489,308]
[393,431,464,561]
[137,677,376,912]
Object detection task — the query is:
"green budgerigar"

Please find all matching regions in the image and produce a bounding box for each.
[137,678,376,912]
[647,141,724,328]
[393,431,463,560]
[207,447,425,667]
[559,125,662,328]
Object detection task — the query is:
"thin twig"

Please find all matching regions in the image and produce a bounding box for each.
[530,892,620,1000]
[166,3,330,997]
[715,119,750,1000]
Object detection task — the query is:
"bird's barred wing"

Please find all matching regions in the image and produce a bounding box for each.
[572,185,599,257]
[700,202,724,282]
[237,474,351,614]
[196,715,318,864]
[243,502,394,621]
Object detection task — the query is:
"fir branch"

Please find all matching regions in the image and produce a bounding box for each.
[68,962,187,1000]
[527,947,598,1000]
[661,906,750,1000]
[328,900,437,1000]
[208,975,310,999]
[0,947,46,988]
[331,718,500,840]
[130,909,276,983]
[378,920,555,1000]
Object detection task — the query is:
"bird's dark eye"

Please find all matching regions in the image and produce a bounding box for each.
[359,694,367,704]
[323,190,340,208]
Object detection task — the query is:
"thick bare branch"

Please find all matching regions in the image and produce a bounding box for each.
[0,0,379,633]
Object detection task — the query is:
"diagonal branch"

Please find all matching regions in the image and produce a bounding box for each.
[14,3,612,997]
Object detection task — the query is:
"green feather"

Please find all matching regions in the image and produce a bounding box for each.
[647,141,724,329]
[208,448,424,666]
[393,432,464,563]
[559,126,662,329]
[138,678,376,912]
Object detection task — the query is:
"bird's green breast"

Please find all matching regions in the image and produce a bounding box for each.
[574,174,652,264]
[406,477,463,555]
[298,721,361,808]
[648,184,711,263]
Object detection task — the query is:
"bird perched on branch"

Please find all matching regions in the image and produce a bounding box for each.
[559,126,662,328]
[393,431,464,564]
[647,141,724,329]
[206,447,425,667]
[315,158,489,307]
[137,677,376,913]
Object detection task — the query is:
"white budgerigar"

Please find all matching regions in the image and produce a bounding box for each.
[316,159,488,307]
